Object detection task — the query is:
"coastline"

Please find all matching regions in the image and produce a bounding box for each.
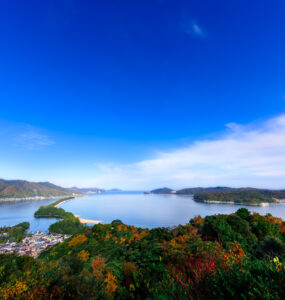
[74,215,102,224]
[194,199,275,206]
[39,196,102,225]
[54,199,70,207]
[0,194,80,202]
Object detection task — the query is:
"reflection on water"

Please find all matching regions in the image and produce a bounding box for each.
[61,192,285,228]
[2,192,285,231]
[0,199,59,232]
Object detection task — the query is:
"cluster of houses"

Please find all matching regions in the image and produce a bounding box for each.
[0,232,71,257]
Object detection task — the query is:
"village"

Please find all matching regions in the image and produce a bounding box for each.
[0,232,71,257]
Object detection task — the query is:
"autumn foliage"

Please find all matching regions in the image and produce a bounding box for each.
[68,234,88,247]
[1,209,285,299]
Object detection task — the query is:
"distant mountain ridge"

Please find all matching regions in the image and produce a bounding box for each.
[151,186,260,195]
[0,179,76,199]
[150,187,175,194]
[176,186,233,194]
[107,188,122,192]
[150,186,233,195]
[71,187,105,194]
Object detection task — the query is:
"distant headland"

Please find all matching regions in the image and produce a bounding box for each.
[0,178,124,201]
[0,179,79,200]
[150,187,285,205]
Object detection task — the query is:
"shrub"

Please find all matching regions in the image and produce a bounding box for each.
[255,236,285,258]
[111,220,124,226]
[236,208,251,220]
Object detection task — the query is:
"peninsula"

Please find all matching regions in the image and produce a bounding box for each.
[34,197,101,234]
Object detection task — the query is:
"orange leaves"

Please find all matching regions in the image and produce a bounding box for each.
[129,225,137,234]
[0,280,29,299]
[93,223,149,247]
[78,250,90,262]
[251,212,283,225]
[169,234,190,250]
[266,216,283,224]
[117,224,128,232]
[104,271,118,298]
[105,233,112,239]
[68,234,88,247]
[192,215,204,227]
[225,242,245,265]
[91,257,106,281]
[161,229,202,258]
[120,237,126,244]
[127,230,149,245]
[91,257,118,297]
[91,257,106,270]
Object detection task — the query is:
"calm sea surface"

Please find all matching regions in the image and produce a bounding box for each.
[2,191,285,232]
[0,198,59,232]
[61,192,285,228]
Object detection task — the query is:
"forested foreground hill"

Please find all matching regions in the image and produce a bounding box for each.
[2,209,285,299]
[0,179,76,198]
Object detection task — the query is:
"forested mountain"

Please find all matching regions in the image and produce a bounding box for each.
[0,179,75,198]
[71,187,105,194]
[151,186,232,194]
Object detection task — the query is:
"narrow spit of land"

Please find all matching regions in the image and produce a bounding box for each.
[35,196,102,225]
[74,215,101,224]
[54,199,70,208]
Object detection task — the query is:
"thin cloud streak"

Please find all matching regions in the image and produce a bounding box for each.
[183,20,205,37]
[193,23,203,35]
[0,121,55,150]
[93,114,285,190]
[15,130,54,150]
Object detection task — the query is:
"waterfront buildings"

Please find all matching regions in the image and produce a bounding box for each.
[0,232,70,257]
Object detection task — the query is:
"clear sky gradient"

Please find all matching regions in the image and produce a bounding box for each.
[1,0,285,189]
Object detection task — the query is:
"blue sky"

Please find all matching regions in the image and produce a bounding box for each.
[1,0,285,189]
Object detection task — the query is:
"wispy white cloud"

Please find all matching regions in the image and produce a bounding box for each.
[0,121,55,150]
[92,114,285,190]
[15,130,54,150]
[183,20,205,37]
[192,23,203,35]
